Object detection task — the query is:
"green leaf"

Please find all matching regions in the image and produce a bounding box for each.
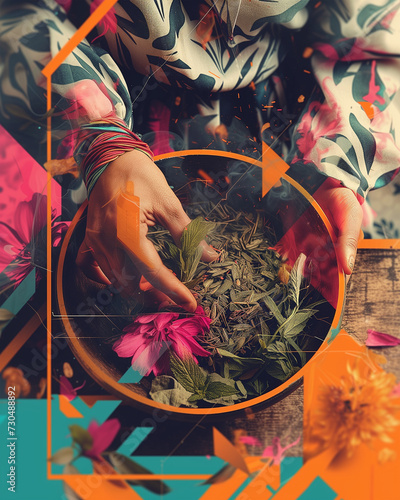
[185,245,203,282]
[50,447,74,465]
[169,354,207,394]
[246,378,269,397]
[69,425,93,452]
[205,382,238,400]
[108,452,171,495]
[265,359,292,381]
[263,296,285,325]
[149,375,196,407]
[181,217,215,256]
[281,309,316,339]
[166,241,181,262]
[236,380,247,396]
[187,393,203,402]
[217,349,264,378]
[288,253,306,306]
[286,337,306,366]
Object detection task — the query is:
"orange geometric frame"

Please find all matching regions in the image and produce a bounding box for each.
[41,0,399,492]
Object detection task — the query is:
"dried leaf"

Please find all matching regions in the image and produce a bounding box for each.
[150,375,195,407]
[288,253,306,306]
[50,447,74,465]
[0,308,14,321]
[108,452,171,494]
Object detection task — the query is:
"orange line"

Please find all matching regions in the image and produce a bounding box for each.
[42,0,119,77]
[358,239,400,249]
[51,474,211,480]
[46,75,52,480]
[208,71,221,79]
[0,304,46,371]
[57,150,345,417]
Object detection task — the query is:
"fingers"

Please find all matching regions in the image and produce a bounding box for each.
[76,239,111,285]
[329,189,363,275]
[157,195,219,262]
[122,227,198,312]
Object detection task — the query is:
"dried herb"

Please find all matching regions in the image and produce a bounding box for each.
[143,204,325,408]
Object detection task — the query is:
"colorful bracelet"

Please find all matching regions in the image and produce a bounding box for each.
[74,118,153,197]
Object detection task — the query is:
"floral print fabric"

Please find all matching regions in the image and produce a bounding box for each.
[0,0,399,201]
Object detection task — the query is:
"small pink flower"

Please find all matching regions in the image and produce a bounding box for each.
[0,194,67,286]
[294,77,343,167]
[60,376,86,402]
[83,419,121,461]
[113,306,211,376]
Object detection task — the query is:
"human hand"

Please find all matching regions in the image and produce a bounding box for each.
[313,178,363,275]
[76,150,218,312]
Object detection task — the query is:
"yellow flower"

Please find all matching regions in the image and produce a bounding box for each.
[314,363,400,457]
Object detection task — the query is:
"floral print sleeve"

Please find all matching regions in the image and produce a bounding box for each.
[290,0,400,199]
[0,0,131,164]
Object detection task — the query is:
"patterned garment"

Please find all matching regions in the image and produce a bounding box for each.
[0,0,399,201]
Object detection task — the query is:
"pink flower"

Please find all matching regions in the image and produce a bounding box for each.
[83,419,121,461]
[240,435,301,465]
[113,306,211,376]
[0,193,67,286]
[59,376,86,402]
[293,77,343,167]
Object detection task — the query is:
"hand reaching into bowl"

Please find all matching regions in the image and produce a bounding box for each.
[75,150,218,312]
[313,178,363,276]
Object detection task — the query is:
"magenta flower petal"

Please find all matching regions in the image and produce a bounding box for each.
[153,313,180,330]
[152,350,170,377]
[14,193,46,244]
[60,376,75,402]
[135,314,164,324]
[366,329,400,347]
[86,419,120,459]
[113,332,148,358]
[171,318,205,336]
[170,334,210,357]
[131,341,166,376]
[113,307,211,376]
[0,224,25,267]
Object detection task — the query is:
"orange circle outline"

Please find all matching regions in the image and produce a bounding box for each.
[56,150,345,415]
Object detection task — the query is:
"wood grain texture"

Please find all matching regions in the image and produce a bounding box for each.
[343,248,400,377]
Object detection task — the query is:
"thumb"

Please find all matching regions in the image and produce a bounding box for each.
[330,189,363,275]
